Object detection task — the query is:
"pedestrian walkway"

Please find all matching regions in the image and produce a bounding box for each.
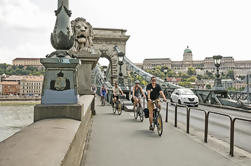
[85,99,238,166]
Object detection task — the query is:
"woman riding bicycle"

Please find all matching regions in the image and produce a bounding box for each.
[132,80,146,112]
[100,85,107,104]
[112,82,124,104]
[146,76,167,131]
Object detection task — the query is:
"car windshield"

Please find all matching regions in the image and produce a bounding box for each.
[180,89,194,95]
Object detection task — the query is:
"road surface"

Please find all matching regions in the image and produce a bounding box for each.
[84,100,245,166]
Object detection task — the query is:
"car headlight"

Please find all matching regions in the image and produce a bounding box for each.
[195,97,199,102]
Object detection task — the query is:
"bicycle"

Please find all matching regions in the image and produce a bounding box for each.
[134,98,144,122]
[151,100,163,136]
[112,96,123,115]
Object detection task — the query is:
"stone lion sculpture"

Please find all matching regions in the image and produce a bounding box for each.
[71,17,94,52]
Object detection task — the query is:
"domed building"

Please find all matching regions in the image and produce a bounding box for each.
[183,46,193,62]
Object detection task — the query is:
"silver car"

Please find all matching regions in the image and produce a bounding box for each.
[170,88,199,107]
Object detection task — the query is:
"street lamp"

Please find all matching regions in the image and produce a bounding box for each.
[213,55,224,90]
[163,67,168,82]
[163,68,168,78]
[114,46,125,87]
[103,66,107,81]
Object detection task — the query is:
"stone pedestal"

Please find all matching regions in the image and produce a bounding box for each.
[34,95,94,122]
[76,51,99,95]
[40,56,79,104]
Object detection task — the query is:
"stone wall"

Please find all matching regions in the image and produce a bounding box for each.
[0,95,94,166]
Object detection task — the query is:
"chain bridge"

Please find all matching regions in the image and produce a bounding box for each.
[0,0,251,166]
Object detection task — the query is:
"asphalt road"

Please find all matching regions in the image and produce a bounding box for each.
[163,103,251,153]
[85,101,241,166]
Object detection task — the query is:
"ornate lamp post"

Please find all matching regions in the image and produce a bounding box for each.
[114,46,125,87]
[213,55,224,90]
[103,66,107,81]
[163,67,168,80]
[40,0,79,105]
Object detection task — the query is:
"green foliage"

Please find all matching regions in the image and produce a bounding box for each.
[178,81,192,88]
[197,74,203,80]
[0,64,44,76]
[187,76,196,82]
[129,72,148,87]
[167,69,176,77]
[227,87,245,91]
[206,84,211,89]
[226,70,235,80]
[187,67,196,76]
[205,71,214,79]
[238,75,246,80]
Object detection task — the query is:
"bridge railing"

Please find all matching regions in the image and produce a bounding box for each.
[165,103,251,157]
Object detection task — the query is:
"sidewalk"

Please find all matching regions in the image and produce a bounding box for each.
[84,99,238,166]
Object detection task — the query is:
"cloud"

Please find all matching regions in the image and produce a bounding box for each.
[0,43,53,64]
[0,0,52,30]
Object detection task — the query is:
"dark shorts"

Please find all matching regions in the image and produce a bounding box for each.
[113,95,120,100]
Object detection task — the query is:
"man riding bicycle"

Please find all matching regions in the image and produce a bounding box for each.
[146,76,167,131]
[132,80,146,111]
[112,82,124,104]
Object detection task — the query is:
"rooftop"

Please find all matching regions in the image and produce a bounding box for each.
[13,58,41,61]
[2,75,44,81]
[0,81,19,85]
[144,58,171,61]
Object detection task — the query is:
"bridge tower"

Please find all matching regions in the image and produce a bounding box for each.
[92,28,130,85]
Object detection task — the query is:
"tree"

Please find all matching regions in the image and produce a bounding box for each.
[197,74,203,80]
[180,73,189,81]
[226,70,235,80]
[178,81,192,88]
[187,67,196,76]
[167,69,177,77]
[206,84,211,89]
[187,76,196,82]
[205,71,214,79]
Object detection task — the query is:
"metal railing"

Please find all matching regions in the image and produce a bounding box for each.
[165,103,251,157]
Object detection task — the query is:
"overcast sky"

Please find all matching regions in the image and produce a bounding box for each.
[1,0,251,65]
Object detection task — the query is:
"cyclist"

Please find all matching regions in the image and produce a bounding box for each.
[112,82,124,104]
[132,80,146,111]
[100,85,107,103]
[146,76,167,131]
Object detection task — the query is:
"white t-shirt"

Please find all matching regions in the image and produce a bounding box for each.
[113,86,122,96]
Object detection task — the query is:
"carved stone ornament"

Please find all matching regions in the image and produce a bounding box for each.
[71,17,94,53]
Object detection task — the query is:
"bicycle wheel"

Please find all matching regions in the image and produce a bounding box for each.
[139,107,144,122]
[157,113,163,136]
[101,97,104,106]
[113,103,116,114]
[134,106,138,120]
[118,103,122,115]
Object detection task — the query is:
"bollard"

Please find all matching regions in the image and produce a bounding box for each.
[230,119,235,157]
[186,107,190,134]
[204,113,209,143]
[165,102,168,123]
[174,104,177,127]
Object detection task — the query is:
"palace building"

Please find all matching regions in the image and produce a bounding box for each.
[142,46,251,76]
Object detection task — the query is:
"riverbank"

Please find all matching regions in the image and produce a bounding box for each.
[0,101,40,106]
